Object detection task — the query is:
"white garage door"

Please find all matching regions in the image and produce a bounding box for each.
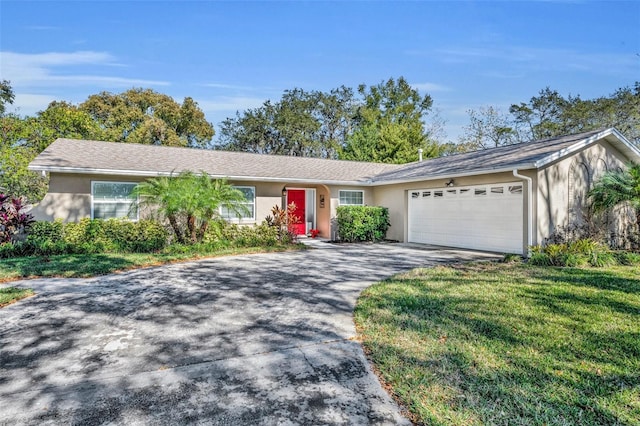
[408,182,524,254]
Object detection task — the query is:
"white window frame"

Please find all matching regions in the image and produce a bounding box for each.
[339,190,364,206]
[220,186,256,223]
[91,181,139,220]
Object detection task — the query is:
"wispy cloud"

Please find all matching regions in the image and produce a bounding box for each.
[0,51,170,88]
[411,82,451,92]
[434,45,639,74]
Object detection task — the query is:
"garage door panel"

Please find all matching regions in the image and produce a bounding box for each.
[408,183,523,253]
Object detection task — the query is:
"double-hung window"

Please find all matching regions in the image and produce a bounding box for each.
[220,186,255,222]
[91,181,138,220]
[339,190,364,206]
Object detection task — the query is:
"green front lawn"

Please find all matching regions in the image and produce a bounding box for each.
[0,287,34,307]
[0,245,303,283]
[355,263,640,425]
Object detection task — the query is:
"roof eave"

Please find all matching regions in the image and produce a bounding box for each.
[27,165,373,186]
[534,128,640,168]
[370,164,537,186]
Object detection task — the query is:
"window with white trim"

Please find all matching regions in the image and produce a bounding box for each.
[220,186,255,221]
[339,190,364,205]
[92,181,138,220]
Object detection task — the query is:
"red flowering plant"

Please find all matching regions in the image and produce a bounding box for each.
[309,229,320,238]
[0,193,35,243]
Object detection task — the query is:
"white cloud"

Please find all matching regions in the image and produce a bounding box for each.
[0,51,170,88]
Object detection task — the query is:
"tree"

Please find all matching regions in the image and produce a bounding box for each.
[27,101,104,152]
[589,163,640,235]
[0,102,103,201]
[134,172,247,244]
[341,77,437,164]
[509,83,640,145]
[0,80,15,115]
[217,87,356,158]
[80,88,214,148]
[459,106,518,150]
[0,114,46,201]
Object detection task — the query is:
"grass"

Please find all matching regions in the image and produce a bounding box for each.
[0,244,304,283]
[0,287,34,307]
[355,262,640,426]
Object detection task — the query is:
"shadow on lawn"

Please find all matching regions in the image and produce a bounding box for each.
[5,254,140,280]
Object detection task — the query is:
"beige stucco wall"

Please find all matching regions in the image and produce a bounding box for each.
[536,139,632,244]
[31,174,336,239]
[372,171,534,250]
[31,173,147,222]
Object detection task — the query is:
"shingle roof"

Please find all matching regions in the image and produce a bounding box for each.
[29,128,639,185]
[371,128,639,183]
[28,138,403,184]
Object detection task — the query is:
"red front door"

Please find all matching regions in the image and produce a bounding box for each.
[287,189,306,235]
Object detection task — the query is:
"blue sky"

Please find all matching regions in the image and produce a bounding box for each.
[1,1,638,141]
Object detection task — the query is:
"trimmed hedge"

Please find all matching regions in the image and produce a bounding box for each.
[336,205,390,242]
[0,219,168,258]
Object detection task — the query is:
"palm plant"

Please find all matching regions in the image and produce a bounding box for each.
[133,171,248,244]
[589,163,640,233]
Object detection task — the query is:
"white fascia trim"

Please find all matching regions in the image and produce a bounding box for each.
[369,165,537,186]
[27,165,370,186]
[534,128,640,168]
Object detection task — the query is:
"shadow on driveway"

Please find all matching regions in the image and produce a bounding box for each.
[0,244,499,425]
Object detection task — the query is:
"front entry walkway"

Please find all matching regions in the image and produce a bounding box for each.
[0,243,500,425]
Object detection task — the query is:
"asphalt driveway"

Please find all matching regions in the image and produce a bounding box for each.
[0,242,500,425]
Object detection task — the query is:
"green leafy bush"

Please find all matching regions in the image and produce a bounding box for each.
[0,218,169,259]
[613,251,640,265]
[336,206,390,242]
[210,222,282,247]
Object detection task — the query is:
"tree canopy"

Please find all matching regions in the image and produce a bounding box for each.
[80,88,214,148]
[217,87,355,158]
[341,77,439,164]
[0,84,214,201]
[218,77,441,164]
[458,83,640,152]
[0,80,15,116]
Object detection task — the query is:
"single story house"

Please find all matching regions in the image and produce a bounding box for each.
[28,128,640,255]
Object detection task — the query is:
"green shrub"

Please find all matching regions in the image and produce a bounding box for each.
[0,218,170,259]
[336,205,390,242]
[613,251,640,265]
[529,251,552,266]
[28,219,65,243]
[528,238,628,268]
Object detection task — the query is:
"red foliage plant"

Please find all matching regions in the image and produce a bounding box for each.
[0,193,35,243]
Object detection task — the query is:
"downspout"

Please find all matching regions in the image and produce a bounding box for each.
[513,169,533,256]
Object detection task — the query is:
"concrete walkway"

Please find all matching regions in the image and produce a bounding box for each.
[0,242,500,425]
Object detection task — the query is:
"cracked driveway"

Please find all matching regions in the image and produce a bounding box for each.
[0,242,500,425]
